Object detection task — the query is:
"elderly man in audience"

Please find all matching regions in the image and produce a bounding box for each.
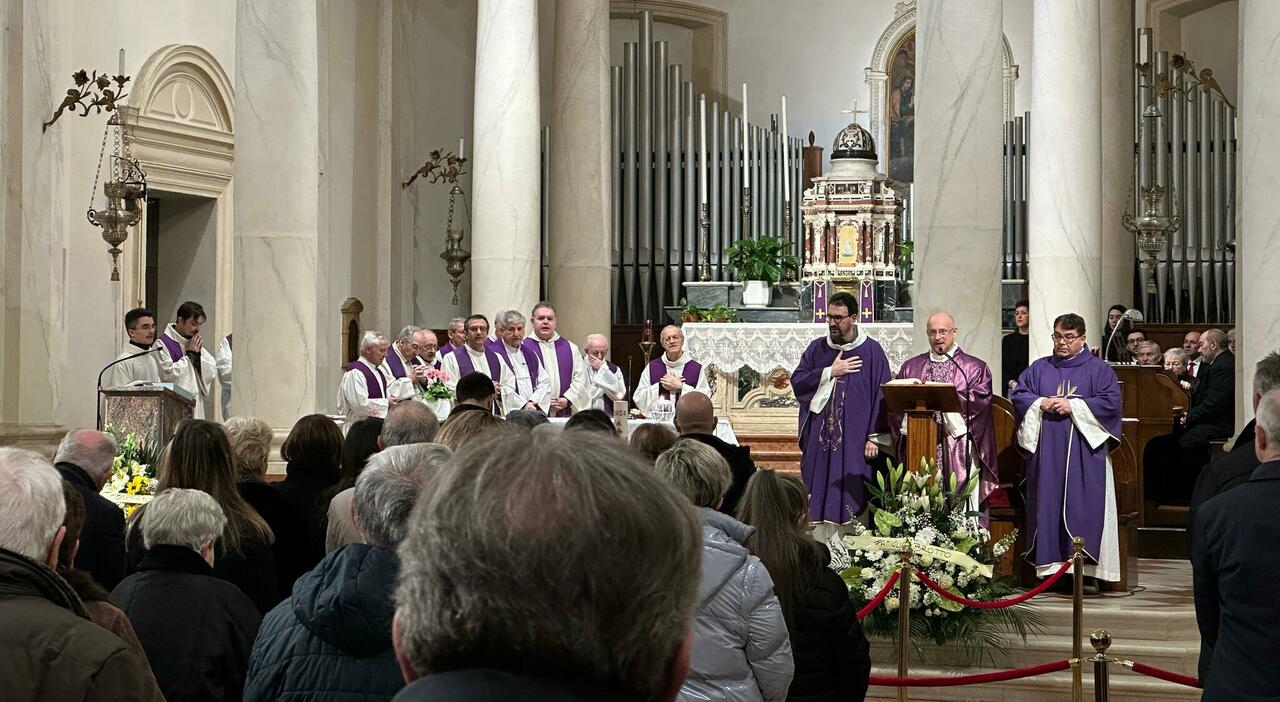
[338,331,394,426]
[1135,340,1162,366]
[1184,331,1203,378]
[1145,328,1236,505]
[393,431,702,700]
[54,429,127,589]
[247,444,452,702]
[583,333,628,412]
[675,391,758,516]
[111,488,262,702]
[0,447,154,701]
[1164,348,1192,388]
[655,439,794,701]
[634,325,712,415]
[1194,387,1280,701]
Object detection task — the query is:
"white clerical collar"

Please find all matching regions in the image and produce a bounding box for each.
[825,327,868,352]
[530,333,560,344]
[928,345,959,363]
[662,351,690,369]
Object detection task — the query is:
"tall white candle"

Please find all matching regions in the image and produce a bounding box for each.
[458,137,465,160]
[741,82,750,179]
[699,95,708,204]
[118,49,125,77]
[781,95,791,201]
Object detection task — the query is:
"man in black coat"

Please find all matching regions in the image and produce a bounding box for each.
[1144,329,1235,504]
[1193,389,1280,701]
[54,430,126,589]
[675,391,756,515]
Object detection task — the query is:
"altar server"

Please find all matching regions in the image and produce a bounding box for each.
[634,325,711,415]
[523,302,587,417]
[337,331,394,426]
[217,333,233,420]
[439,315,513,414]
[493,310,549,413]
[583,334,627,413]
[157,301,217,419]
[106,308,164,388]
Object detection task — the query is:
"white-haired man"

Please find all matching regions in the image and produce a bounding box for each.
[337,331,394,426]
[54,430,127,589]
[439,318,466,357]
[583,333,628,413]
[0,447,153,699]
[633,325,711,415]
[523,302,588,416]
[491,310,549,413]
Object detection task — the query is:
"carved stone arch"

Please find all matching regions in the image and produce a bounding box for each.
[118,44,235,348]
[864,2,1019,169]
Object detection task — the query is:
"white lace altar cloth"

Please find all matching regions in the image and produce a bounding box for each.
[683,322,914,374]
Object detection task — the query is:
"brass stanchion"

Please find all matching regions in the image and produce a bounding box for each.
[897,545,913,702]
[1090,629,1113,702]
[1071,536,1086,702]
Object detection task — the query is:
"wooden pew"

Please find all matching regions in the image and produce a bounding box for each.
[1110,365,1189,524]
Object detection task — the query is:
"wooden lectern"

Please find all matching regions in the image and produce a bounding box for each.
[882,382,963,472]
[102,386,194,449]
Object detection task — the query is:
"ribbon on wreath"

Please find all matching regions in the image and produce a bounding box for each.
[843,534,994,578]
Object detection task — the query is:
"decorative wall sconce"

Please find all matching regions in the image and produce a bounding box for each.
[404,149,470,305]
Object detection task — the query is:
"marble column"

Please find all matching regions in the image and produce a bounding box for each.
[548,0,611,345]
[910,0,1004,364]
[1099,0,1135,310]
[1237,0,1280,421]
[1027,0,1102,359]
[0,0,68,452]
[232,0,321,428]
[471,0,541,321]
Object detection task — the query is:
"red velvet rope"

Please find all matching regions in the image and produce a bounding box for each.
[913,559,1073,609]
[856,570,902,620]
[869,659,1071,687]
[1128,662,1201,688]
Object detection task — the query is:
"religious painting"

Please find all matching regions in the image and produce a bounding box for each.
[837,222,859,268]
[885,28,915,183]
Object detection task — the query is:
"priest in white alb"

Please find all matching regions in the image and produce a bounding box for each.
[440,314,513,414]
[523,302,587,416]
[106,307,165,388]
[583,333,627,412]
[156,301,217,420]
[492,310,549,413]
[634,325,710,415]
[337,330,394,426]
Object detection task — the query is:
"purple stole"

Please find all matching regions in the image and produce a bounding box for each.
[648,357,702,400]
[453,346,502,380]
[346,361,386,399]
[386,348,409,379]
[158,333,184,362]
[523,337,575,417]
[439,341,455,357]
[494,342,542,389]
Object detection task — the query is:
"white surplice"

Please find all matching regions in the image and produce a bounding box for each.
[157,324,217,420]
[500,343,550,413]
[632,351,711,415]
[585,360,628,412]
[439,345,515,414]
[106,342,165,389]
[216,335,232,421]
[526,334,588,413]
[336,356,393,426]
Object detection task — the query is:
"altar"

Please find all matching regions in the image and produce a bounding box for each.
[683,322,914,433]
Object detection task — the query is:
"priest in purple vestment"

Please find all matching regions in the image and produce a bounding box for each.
[792,291,892,526]
[1012,313,1122,585]
[891,312,997,513]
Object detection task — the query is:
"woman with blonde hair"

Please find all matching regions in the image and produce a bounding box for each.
[436,409,504,451]
[127,419,281,613]
[736,470,870,702]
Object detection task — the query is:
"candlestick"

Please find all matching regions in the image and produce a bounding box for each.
[699,95,708,204]
[699,203,712,281]
[781,95,791,202]
[458,137,465,160]
[643,319,652,342]
[118,49,125,77]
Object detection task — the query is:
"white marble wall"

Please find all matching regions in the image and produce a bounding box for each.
[0,0,68,447]
[910,0,1005,365]
[471,0,542,321]
[1237,0,1280,422]
[232,0,321,428]
[1027,0,1102,359]
[548,0,612,346]
[1099,0,1135,310]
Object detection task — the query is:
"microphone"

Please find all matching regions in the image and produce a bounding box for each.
[96,347,165,431]
[1103,308,1145,363]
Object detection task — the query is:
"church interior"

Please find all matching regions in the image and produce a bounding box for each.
[2,0,1277,699]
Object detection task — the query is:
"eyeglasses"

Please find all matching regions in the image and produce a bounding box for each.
[926,328,956,337]
[827,313,851,322]
[1051,333,1083,343]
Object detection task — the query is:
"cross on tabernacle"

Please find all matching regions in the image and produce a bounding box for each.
[842,98,870,125]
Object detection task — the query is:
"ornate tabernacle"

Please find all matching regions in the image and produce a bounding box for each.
[801,121,903,322]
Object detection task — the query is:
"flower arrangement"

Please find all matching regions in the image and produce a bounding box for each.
[418,368,454,401]
[101,428,159,515]
[840,459,1041,664]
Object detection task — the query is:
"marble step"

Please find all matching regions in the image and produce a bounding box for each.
[865,663,1202,701]
[1027,597,1200,640]
[868,631,1198,673]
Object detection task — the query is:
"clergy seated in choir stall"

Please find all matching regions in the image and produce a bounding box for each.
[633,325,711,416]
[583,333,627,412]
[336,331,394,427]
[439,314,513,415]
[491,310,551,414]
[791,291,892,535]
[523,302,588,417]
[438,317,466,358]
[157,301,218,420]
[217,333,233,421]
[106,307,164,389]
[1012,313,1122,591]
[891,312,997,515]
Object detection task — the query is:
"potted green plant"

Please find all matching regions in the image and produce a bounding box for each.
[679,298,701,323]
[702,304,737,323]
[726,235,800,307]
